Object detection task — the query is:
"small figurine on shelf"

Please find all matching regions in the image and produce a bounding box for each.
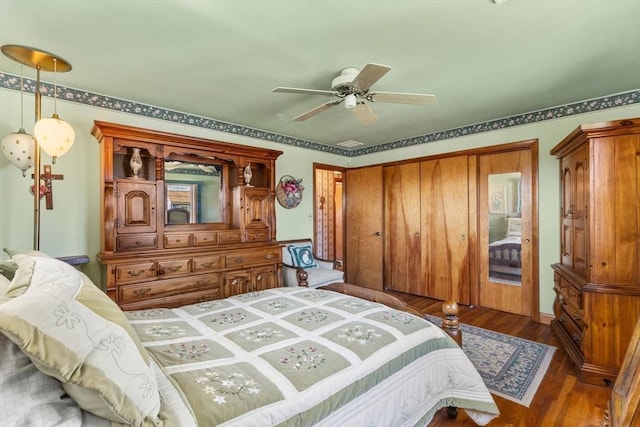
[129,148,143,178]
[243,163,253,186]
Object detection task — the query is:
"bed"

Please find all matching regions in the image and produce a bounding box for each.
[0,251,499,426]
[488,217,522,279]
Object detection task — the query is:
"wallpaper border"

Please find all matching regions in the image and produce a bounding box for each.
[1,72,638,157]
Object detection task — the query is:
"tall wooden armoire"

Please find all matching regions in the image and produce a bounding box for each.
[550,118,640,386]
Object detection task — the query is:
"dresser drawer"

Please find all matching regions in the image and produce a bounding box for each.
[192,231,219,247]
[192,255,224,273]
[245,229,270,242]
[560,298,586,329]
[219,230,242,245]
[116,234,158,251]
[119,288,223,311]
[226,248,281,268]
[118,273,221,304]
[163,233,191,249]
[157,258,190,278]
[558,304,585,345]
[115,261,156,284]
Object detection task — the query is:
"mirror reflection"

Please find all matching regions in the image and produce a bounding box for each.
[165,160,223,224]
[488,172,522,285]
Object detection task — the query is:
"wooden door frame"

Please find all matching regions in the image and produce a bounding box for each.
[313,163,347,261]
[474,140,539,321]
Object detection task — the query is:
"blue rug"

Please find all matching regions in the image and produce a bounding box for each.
[426,314,555,407]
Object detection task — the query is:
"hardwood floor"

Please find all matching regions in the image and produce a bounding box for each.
[386,291,611,427]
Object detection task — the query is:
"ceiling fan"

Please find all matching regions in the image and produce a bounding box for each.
[272,63,436,125]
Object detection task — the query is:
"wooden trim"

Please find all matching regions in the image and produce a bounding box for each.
[539,312,554,325]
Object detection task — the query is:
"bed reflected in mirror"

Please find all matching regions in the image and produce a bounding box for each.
[165,160,223,224]
[488,172,522,285]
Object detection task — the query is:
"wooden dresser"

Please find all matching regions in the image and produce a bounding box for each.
[92,121,283,310]
[550,118,640,386]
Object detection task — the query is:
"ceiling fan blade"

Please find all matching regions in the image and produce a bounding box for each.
[350,63,392,92]
[273,87,337,97]
[353,102,378,125]
[368,91,436,105]
[292,100,342,121]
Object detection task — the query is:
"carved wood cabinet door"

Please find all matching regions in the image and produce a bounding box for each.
[115,181,157,234]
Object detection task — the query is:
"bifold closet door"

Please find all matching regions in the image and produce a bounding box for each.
[420,156,471,303]
[384,163,421,294]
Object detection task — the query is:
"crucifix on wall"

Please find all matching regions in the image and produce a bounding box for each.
[32,164,64,209]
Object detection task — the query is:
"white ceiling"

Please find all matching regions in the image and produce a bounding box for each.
[1,0,639,152]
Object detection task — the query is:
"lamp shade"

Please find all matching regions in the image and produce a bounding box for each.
[34,113,75,161]
[1,128,35,176]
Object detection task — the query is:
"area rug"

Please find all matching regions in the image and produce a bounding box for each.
[425,314,556,407]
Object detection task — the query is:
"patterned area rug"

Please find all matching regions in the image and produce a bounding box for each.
[425,314,555,407]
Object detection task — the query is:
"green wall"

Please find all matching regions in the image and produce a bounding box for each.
[1,86,639,317]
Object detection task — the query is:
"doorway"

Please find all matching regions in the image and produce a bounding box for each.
[313,164,346,266]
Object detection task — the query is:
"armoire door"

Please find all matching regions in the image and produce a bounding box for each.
[345,166,384,290]
[478,146,537,318]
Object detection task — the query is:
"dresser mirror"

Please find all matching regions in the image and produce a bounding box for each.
[164,159,224,224]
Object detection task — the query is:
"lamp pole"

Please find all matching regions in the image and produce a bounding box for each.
[1,45,72,250]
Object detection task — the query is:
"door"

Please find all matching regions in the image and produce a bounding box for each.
[345,166,384,290]
[421,156,470,303]
[116,181,157,234]
[384,163,421,294]
[478,147,538,318]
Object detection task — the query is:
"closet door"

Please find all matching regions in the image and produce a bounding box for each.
[420,156,470,303]
[345,166,384,290]
[384,163,421,294]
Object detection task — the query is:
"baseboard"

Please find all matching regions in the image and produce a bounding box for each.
[538,312,554,325]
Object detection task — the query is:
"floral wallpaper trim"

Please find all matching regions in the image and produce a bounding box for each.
[1,72,637,157]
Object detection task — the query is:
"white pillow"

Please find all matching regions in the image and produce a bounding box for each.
[0,332,83,426]
[0,255,162,426]
[0,275,9,297]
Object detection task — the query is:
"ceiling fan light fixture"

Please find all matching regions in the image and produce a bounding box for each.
[344,94,357,109]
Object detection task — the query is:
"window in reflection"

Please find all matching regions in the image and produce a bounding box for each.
[488,172,522,285]
[165,160,222,224]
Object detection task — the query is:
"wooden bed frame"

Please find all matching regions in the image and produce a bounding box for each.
[320,282,463,419]
[488,242,522,277]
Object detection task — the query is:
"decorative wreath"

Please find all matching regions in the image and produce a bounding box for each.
[276,175,304,209]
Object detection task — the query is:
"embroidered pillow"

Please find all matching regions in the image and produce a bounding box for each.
[0,255,162,426]
[288,244,319,268]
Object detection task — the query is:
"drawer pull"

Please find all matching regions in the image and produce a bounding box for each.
[256,275,262,281]
[127,269,146,277]
[233,257,245,264]
[558,314,566,323]
[573,312,582,321]
[266,253,274,260]
[133,288,151,297]
[231,279,238,285]
[196,279,212,287]
[197,296,213,302]
[202,262,214,268]
[166,265,183,272]
[572,333,581,342]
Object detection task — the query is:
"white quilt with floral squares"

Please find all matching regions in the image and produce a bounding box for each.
[126,288,499,427]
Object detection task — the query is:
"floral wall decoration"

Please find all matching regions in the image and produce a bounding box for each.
[276,175,304,209]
